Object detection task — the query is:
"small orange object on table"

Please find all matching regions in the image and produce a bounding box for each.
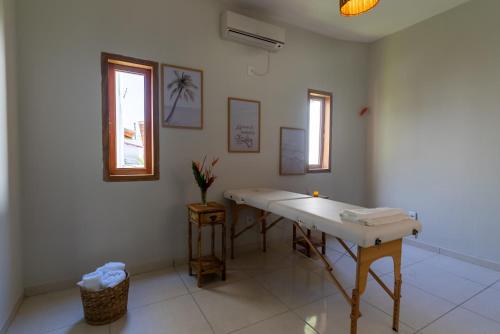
[187,202,226,287]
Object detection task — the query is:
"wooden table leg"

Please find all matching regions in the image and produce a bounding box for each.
[393,252,402,331]
[350,289,360,334]
[188,214,193,276]
[321,232,326,255]
[292,224,297,250]
[350,246,370,334]
[197,223,202,288]
[306,229,312,257]
[260,210,267,253]
[211,224,215,257]
[231,204,238,259]
[222,222,226,281]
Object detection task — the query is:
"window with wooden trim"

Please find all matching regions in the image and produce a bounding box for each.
[307,89,332,173]
[102,53,159,181]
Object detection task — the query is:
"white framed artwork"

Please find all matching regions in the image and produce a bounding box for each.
[280,127,306,175]
[228,97,260,153]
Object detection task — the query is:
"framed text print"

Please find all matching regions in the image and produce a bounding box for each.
[162,64,203,129]
[280,127,306,175]
[228,97,260,153]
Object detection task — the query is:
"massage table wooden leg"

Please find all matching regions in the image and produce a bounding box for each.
[321,232,326,255]
[292,224,297,250]
[260,210,266,252]
[351,242,399,333]
[306,229,312,257]
[222,222,227,281]
[188,210,193,276]
[351,240,403,333]
[230,203,238,259]
[350,289,360,334]
[392,252,402,331]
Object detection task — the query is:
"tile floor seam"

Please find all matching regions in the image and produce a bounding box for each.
[379,272,461,306]
[224,310,290,334]
[340,271,458,332]
[460,305,500,327]
[189,275,254,296]
[188,294,217,334]
[413,277,500,333]
[252,262,342,311]
[127,290,192,311]
[359,294,417,331]
[250,276,292,312]
[400,275,481,306]
[173,266,215,334]
[415,259,500,287]
[288,309,321,334]
[175,268,218,334]
[458,278,500,326]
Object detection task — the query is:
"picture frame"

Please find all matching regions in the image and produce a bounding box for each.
[228,97,261,153]
[280,127,306,175]
[161,64,203,129]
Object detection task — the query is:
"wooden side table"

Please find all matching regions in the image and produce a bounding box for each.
[187,202,226,287]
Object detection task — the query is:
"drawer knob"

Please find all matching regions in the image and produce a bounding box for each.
[209,215,217,221]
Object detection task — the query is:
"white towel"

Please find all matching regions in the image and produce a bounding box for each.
[78,271,102,291]
[342,213,411,226]
[340,208,406,221]
[100,270,126,289]
[77,262,126,291]
[96,262,126,273]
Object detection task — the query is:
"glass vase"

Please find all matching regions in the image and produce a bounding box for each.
[200,189,208,206]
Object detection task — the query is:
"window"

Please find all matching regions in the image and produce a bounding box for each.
[307,89,332,172]
[102,53,159,181]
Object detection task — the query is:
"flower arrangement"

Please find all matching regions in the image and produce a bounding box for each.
[192,156,219,205]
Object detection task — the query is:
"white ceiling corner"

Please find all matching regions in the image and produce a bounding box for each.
[220,0,471,42]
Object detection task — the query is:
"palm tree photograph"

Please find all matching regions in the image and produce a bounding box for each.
[162,64,203,128]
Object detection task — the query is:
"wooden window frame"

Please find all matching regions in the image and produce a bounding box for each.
[101,52,159,181]
[307,89,332,173]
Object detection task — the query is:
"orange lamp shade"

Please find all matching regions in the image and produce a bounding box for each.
[340,0,379,16]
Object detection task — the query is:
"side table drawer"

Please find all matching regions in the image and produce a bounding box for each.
[200,211,225,224]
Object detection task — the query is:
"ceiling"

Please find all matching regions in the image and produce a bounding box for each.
[221,0,471,42]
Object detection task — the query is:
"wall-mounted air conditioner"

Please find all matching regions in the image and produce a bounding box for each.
[221,11,286,52]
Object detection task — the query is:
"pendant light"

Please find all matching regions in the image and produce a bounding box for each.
[340,0,379,16]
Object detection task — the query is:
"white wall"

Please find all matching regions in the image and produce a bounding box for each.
[16,0,369,289]
[367,0,500,263]
[0,0,22,330]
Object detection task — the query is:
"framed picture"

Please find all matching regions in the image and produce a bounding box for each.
[161,64,203,129]
[280,127,306,175]
[228,98,260,153]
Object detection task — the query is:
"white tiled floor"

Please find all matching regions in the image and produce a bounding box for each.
[7,242,500,334]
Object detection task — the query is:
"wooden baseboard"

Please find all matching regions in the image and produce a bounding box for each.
[404,238,500,272]
[0,294,23,334]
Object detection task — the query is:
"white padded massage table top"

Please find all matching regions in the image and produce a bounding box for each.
[224,188,422,248]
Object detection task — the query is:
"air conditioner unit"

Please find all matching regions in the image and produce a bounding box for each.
[221,11,285,52]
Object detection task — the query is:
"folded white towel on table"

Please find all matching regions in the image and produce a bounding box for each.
[100,270,127,289]
[340,208,411,226]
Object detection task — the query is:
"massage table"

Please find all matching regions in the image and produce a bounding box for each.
[224,188,421,334]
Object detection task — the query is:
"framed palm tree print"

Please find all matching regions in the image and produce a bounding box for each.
[161,64,203,129]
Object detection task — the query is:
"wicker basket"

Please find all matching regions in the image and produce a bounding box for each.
[80,271,129,325]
